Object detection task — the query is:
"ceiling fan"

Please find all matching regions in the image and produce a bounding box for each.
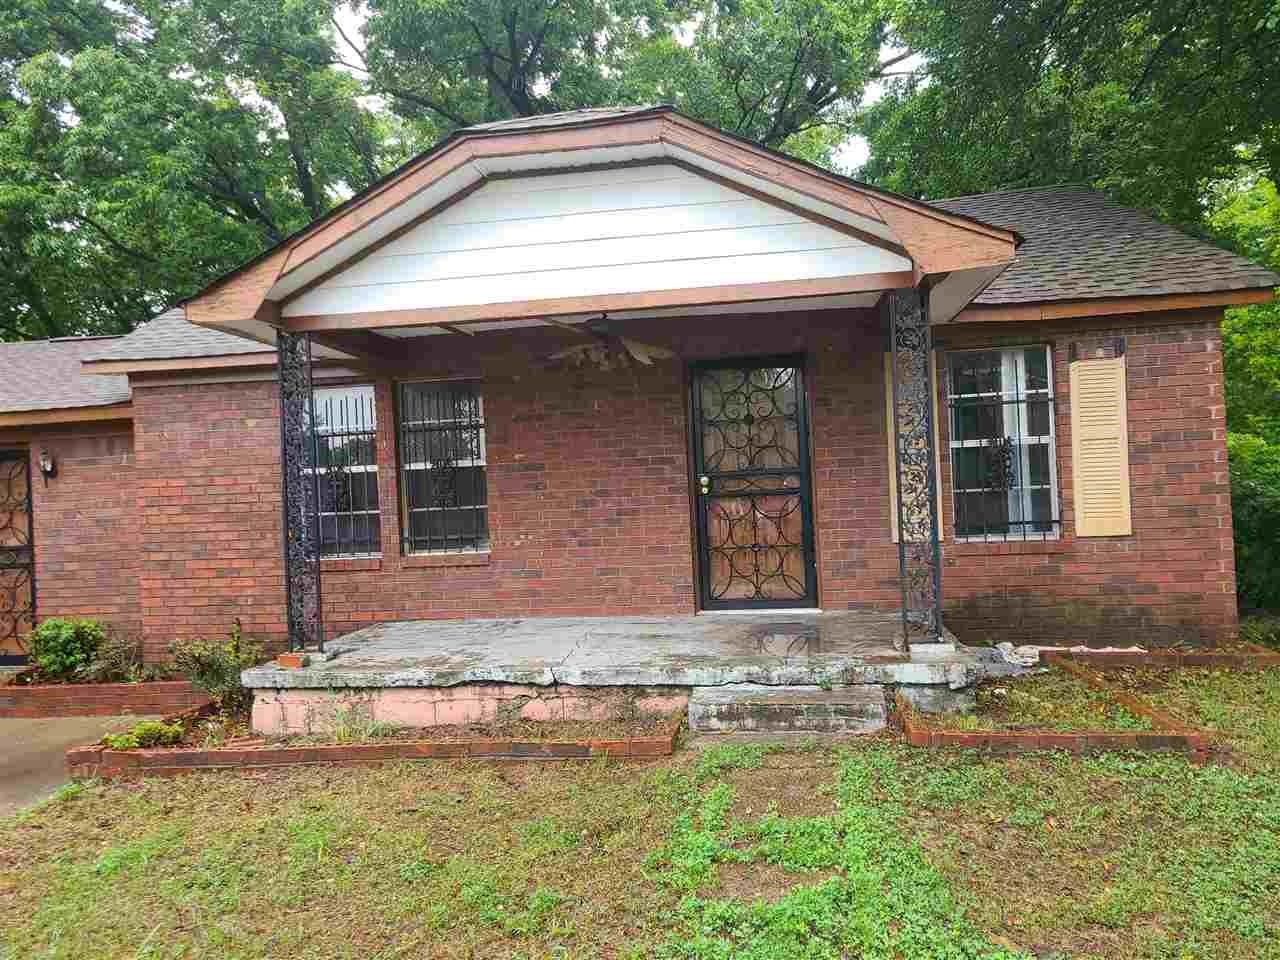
[545,313,676,370]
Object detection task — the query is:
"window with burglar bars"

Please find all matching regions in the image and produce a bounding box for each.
[946,346,1060,541]
[397,382,489,554]
[307,384,381,557]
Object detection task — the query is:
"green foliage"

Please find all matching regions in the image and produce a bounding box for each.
[101,720,185,751]
[168,622,262,716]
[692,742,782,784]
[862,1,1280,229]
[26,618,105,680]
[1240,616,1280,650]
[75,631,168,684]
[1228,434,1280,611]
[329,704,402,742]
[651,748,1027,959]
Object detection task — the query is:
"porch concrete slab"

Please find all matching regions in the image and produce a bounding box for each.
[242,612,1009,691]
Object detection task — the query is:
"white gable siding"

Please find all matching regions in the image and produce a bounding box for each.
[282,163,913,318]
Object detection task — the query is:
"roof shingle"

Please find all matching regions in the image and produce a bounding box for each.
[0,338,130,413]
[87,309,272,363]
[933,185,1279,305]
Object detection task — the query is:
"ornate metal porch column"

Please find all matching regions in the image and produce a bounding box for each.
[888,288,944,647]
[277,331,323,651]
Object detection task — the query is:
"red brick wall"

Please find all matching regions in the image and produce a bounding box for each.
[112,306,1235,657]
[935,309,1237,645]
[131,376,286,659]
[22,424,142,644]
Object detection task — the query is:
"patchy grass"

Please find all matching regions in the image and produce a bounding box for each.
[3,674,1279,958]
[938,669,1154,732]
[1110,666,1280,767]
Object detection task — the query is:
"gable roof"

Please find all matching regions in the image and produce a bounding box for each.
[0,337,130,418]
[183,105,1019,339]
[935,185,1280,305]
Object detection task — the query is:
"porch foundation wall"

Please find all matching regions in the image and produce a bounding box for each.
[95,307,1237,660]
[250,684,690,736]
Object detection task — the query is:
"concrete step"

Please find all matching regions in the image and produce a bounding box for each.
[688,684,888,735]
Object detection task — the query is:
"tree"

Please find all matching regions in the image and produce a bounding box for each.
[0,0,423,340]
[860,1,1280,227]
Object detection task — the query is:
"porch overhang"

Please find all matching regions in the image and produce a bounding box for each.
[181,107,1018,348]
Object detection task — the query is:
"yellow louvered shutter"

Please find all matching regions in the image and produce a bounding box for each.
[885,352,943,543]
[1070,357,1132,536]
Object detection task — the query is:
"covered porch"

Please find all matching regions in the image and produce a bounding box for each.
[241,610,1026,736]
[180,106,1022,660]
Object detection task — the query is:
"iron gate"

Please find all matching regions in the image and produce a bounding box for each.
[0,449,34,661]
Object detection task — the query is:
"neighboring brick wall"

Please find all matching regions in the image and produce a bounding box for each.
[26,424,142,642]
[106,306,1236,657]
[0,679,206,718]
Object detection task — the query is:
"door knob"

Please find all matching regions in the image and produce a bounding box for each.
[699,475,711,494]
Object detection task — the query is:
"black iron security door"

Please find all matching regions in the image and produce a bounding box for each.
[691,358,818,609]
[0,449,34,662]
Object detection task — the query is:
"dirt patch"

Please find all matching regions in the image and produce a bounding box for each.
[726,758,838,820]
[279,714,681,746]
[711,861,840,902]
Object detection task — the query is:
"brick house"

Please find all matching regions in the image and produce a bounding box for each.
[2,105,1277,668]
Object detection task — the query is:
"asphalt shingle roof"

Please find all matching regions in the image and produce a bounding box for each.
[0,337,130,413]
[461,105,666,133]
[87,308,272,363]
[933,185,1280,305]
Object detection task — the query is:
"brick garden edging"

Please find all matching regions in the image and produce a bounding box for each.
[894,678,1211,757]
[0,680,209,718]
[66,715,684,780]
[1041,649,1280,670]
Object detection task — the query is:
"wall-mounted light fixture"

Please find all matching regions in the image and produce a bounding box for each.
[38,448,57,483]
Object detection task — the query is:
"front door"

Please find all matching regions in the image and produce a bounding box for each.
[690,358,818,609]
[0,449,34,662]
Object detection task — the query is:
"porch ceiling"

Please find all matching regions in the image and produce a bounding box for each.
[182,108,1017,348]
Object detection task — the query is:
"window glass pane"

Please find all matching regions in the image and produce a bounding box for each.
[955,491,1010,538]
[1023,348,1049,393]
[311,384,379,557]
[949,351,1002,397]
[1028,443,1051,487]
[407,508,489,549]
[1027,400,1052,437]
[398,382,489,553]
[947,347,1058,540]
[951,402,1003,443]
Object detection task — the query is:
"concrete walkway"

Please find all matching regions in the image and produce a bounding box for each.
[0,715,151,817]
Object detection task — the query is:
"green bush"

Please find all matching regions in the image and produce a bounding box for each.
[169,622,262,716]
[102,720,185,750]
[1228,434,1280,612]
[26,619,106,680]
[76,632,168,683]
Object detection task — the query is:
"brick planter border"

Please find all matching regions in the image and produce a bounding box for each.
[67,715,684,780]
[0,680,209,718]
[1041,649,1280,671]
[894,660,1213,758]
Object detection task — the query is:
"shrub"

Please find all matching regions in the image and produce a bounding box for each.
[1228,434,1280,612]
[169,621,262,716]
[102,720,185,750]
[76,632,169,683]
[26,619,106,680]
[1240,615,1280,650]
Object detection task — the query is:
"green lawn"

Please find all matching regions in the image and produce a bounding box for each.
[3,673,1279,959]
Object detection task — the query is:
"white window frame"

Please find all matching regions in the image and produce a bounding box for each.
[397,381,489,555]
[307,383,381,559]
[946,345,1060,542]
